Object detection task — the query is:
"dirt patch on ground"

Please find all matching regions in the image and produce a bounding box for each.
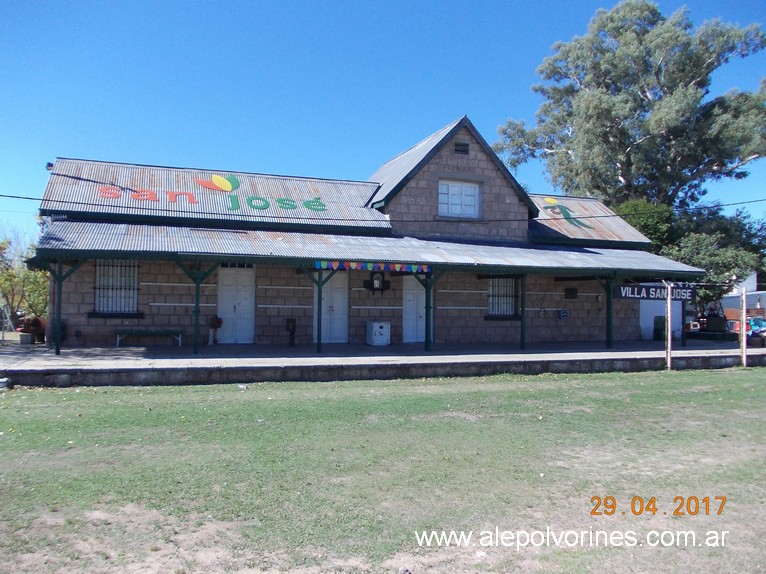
[8,504,247,574]
[7,504,530,574]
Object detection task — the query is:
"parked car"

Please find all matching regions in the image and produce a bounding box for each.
[748,317,766,338]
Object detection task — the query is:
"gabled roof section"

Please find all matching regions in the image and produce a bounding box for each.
[40,158,390,234]
[528,194,651,248]
[366,116,539,216]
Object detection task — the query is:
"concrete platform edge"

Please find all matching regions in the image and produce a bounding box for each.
[4,353,762,388]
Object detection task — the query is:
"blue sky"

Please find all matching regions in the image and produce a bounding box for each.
[1,0,764,244]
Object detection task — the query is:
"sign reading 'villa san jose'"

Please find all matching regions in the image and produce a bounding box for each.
[613,284,696,301]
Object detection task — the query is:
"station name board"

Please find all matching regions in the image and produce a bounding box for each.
[613,284,696,301]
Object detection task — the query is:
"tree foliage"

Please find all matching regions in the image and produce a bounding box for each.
[495,0,765,209]
[674,204,766,254]
[661,233,760,314]
[0,238,49,327]
[615,198,766,257]
[614,197,675,252]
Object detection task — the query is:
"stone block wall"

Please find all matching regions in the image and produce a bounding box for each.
[56,260,640,349]
[255,265,314,345]
[523,276,640,343]
[432,272,509,344]
[431,273,639,345]
[57,260,216,347]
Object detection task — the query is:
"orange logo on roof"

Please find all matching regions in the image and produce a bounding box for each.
[194,174,240,192]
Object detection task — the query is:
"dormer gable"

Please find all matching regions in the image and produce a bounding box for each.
[368,116,537,215]
[368,117,537,242]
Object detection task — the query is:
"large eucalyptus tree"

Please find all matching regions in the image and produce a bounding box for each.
[495,0,765,210]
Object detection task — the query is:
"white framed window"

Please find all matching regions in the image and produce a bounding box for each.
[94,260,139,313]
[488,276,519,318]
[438,181,479,218]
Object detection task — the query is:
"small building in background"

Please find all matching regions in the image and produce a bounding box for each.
[721,272,765,311]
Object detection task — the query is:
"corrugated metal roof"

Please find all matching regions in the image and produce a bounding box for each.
[366,118,463,206]
[366,117,538,215]
[37,220,704,279]
[529,195,651,245]
[40,158,389,231]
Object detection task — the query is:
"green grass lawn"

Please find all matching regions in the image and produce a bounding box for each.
[1,369,764,573]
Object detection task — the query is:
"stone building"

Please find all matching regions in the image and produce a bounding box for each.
[30,116,702,353]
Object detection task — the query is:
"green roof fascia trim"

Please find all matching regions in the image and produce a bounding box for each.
[528,234,652,251]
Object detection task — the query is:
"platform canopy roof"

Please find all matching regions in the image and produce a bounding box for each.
[33,220,704,280]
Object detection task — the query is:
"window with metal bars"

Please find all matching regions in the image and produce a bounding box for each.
[487,276,519,318]
[94,260,139,313]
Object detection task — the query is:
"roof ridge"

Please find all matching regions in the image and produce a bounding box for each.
[369,117,465,172]
[53,157,378,187]
[528,192,605,201]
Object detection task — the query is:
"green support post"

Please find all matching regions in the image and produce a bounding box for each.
[317,270,324,353]
[300,268,338,353]
[194,280,202,350]
[176,261,220,354]
[413,270,442,352]
[55,260,63,355]
[42,259,85,356]
[604,278,615,349]
[520,274,527,350]
[596,277,616,349]
[424,274,433,352]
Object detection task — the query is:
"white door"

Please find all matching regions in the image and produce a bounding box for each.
[314,271,348,343]
[403,275,428,342]
[217,266,256,344]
